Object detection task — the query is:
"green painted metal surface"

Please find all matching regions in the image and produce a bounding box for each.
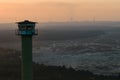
[21,36,32,80]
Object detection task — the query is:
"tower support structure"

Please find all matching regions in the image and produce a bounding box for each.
[21,36,32,80]
[16,20,37,80]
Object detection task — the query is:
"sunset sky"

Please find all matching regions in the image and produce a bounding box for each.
[0,0,120,23]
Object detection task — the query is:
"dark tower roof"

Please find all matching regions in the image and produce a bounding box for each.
[16,20,37,24]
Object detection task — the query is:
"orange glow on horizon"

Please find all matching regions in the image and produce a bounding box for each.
[0,0,120,23]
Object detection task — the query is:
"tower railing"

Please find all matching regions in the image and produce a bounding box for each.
[15,29,38,36]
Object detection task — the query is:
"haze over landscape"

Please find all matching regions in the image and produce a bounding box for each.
[1,0,120,79]
[0,21,120,75]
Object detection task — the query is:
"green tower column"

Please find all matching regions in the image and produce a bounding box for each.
[16,20,37,80]
[21,36,32,80]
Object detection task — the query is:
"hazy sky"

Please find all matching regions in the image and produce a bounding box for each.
[0,0,120,23]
